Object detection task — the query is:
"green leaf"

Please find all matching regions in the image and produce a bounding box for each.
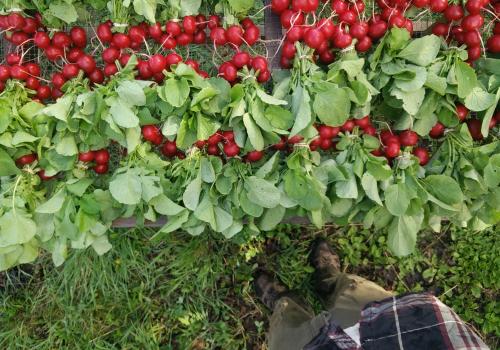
[265,105,294,131]
[425,72,447,96]
[183,176,202,210]
[214,207,233,232]
[397,34,441,66]
[161,79,190,107]
[48,1,78,23]
[117,80,147,106]
[259,206,286,231]
[0,211,37,247]
[423,175,463,205]
[55,135,78,156]
[36,190,66,214]
[256,89,287,106]
[391,87,425,115]
[484,154,500,189]
[385,183,410,216]
[313,88,351,126]
[388,214,423,257]
[455,61,478,99]
[67,178,93,197]
[200,157,216,183]
[243,113,264,151]
[109,171,142,205]
[245,176,281,208]
[194,194,216,230]
[153,210,189,239]
[290,86,311,136]
[110,99,139,128]
[150,194,185,215]
[92,235,112,256]
[464,87,496,112]
[126,126,142,153]
[180,0,202,16]
[228,0,254,12]
[12,131,38,145]
[0,148,20,176]
[361,173,382,205]
[284,171,323,211]
[43,94,73,122]
[133,0,158,23]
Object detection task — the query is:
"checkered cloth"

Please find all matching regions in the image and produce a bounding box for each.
[304,293,489,350]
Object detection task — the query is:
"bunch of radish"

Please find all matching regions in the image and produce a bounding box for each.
[0,12,41,46]
[78,149,111,174]
[218,51,271,83]
[209,17,260,47]
[431,0,500,60]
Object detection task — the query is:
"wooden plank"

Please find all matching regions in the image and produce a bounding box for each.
[264,0,283,69]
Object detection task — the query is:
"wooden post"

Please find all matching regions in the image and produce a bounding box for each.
[264,0,283,69]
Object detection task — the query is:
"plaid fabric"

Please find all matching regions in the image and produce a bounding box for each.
[304,293,489,350]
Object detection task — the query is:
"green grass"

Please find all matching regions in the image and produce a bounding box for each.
[1,226,498,349]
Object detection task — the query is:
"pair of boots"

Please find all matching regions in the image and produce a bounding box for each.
[254,239,393,350]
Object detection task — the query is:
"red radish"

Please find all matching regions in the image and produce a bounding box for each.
[37,85,51,100]
[183,16,197,34]
[288,135,304,144]
[286,26,304,42]
[226,25,244,46]
[11,31,29,46]
[339,10,357,25]
[38,170,55,181]
[412,0,429,6]
[389,15,406,29]
[16,153,37,165]
[462,14,484,31]
[487,35,500,53]
[208,132,223,145]
[22,18,37,34]
[52,32,72,49]
[160,34,177,49]
[467,46,481,61]
[399,130,419,146]
[194,140,207,148]
[129,25,146,43]
[272,0,291,13]
[62,64,80,79]
[280,56,293,69]
[233,51,251,68]
[444,5,464,21]
[89,69,104,84]
[257,69,271,83]
[97,23,113,42]
[318,125,340,139]
[464,31,481,47]
[333,30,352,48]
[413,147,429,165]
[208,15,221,29]
[429,0,448,12]
[280,10,305,28]
[0,65,10,81]
[94,164,109,174]
[319,50,335,64]
[113,33,131,48]
[70,26,87,47]
[220,63,238,82]
[34,31,50,49]
[320,137,333,150]
[45,46,64,61]
[380,130,394,143]
[432,22,450,37]
[304,28,325,49]
[467,119,483,140]
[282,41,297,59]
[356,36,372,52]
[371,148,384,156]
[243,25,260,45]
[8,13,25,30]
[384,142,401,158]
[51,72,66,89]
[184,59,200,71]
[350,21,369,39]
[142,125,162,145]
[102,47,120,64]
[456,104,469,122]
[94,149,110,165]
[51,88,63,99]
[354,116,371,128]
[246,150,264,162]
[352,0,366,12]
[252,56,268,73]
[223,142,240,157]
[176,33,193,46]
[274,137,288,150]
[166,21,182,36]
[162,140,178,157]
[10,65,28,80]
[166,53,182,67]
[6,53,21,65]
[193,31,207,44]
[342,119,356,132]
[466,0,483,14]
[149,22,163,40]
[368,20,388,39]
[222,130,235,143]
[77,55,97,74]
[148,54,167,73]
[79,151,95,162]
[363,125,377,136]
[310,138,321,151]
[104,63,118,77]
[429,122,445,138]
[207,144,220,155]
[210,27,227,45]
[196,14,207,29]
[331,0,348,14]
[65,49,82,63]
